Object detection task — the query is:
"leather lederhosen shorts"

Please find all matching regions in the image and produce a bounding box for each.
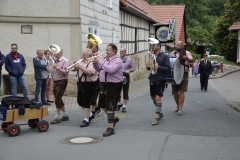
[98,82,122,111]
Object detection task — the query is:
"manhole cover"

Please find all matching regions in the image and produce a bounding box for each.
[61,135,103,145]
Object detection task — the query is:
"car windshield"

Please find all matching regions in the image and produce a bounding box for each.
[211,61,219,64]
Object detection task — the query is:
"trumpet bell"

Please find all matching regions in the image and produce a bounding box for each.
[48,44,61,54]
[86,33,102,49]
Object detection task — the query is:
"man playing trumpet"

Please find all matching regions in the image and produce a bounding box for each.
[74,48,99,127]
[92,43,123,137]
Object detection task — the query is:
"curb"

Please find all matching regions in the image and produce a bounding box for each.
[209,68,240,79]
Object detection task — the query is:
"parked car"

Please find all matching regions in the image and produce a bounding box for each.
[211,61,220,72]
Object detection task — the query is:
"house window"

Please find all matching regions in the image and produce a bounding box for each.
[112,30,115,43]
[88,25,100,37]
[88,25,101,48]
[108,0,112,9]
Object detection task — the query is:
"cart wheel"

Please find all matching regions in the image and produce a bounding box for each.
[1,122,13,132]
[7,124,20,137]
[37,120,49,132]
[28,119,39,129]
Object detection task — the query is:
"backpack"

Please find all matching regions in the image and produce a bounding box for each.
[1,96,40,115]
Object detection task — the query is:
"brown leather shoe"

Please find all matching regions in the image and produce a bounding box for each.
[50,118,60,124]
[60,116,69,121]
[102,128,115,137]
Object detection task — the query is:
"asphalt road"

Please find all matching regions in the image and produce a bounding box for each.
[0,75,240,160]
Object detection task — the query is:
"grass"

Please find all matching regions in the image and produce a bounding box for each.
[208,58,237,66]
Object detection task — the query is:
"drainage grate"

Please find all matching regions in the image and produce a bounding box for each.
[61,135,103,145]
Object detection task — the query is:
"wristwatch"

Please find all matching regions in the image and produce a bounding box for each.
[57,66,60,70]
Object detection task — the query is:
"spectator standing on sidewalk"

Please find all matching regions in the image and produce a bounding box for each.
[146,41,170,125]
[5,44,28,98]
[198,54,212,92]
[117,47,135,113]
[0,51,5,89]
[44,50,54,103]
[92,43,123,137]
[50,49,70,124]
[33,50,51,105]
[170,41,194,116]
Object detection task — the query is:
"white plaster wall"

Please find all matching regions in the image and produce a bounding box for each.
[0,0,70,17]
[0,23,71,73]
[80,0,120,55]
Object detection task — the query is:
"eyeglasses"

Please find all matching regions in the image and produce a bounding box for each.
[11,48,17,49]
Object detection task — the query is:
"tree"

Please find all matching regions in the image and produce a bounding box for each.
[212,0,240,62]
[187,26,211,45]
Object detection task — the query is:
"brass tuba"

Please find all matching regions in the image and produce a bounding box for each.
[48,44,61,63]
[146,38,159,75]
[65,33,102,72]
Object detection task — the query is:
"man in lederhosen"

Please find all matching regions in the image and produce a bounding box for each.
[50,49,70,124]
[117,47,135,113]
[170,41,194,116]
[92,43,123,137]
[146,41,170,125]
[74,48,99,127]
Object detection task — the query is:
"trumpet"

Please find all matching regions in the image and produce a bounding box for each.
[65,54,104,73]
[65,33,102,72]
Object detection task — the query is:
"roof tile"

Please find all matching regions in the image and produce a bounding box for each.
[229,22,240,30]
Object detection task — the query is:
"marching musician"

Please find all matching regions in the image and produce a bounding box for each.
[92,43,123,137]
[198,54,212,92]
[90,45,102,117]
[117,47,135,113]
[146,41,170,125]
[74,48,98,127]
[170,41,194,116]
[50,49,70,124]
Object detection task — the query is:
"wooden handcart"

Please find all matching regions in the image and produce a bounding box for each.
[0,106,49,137]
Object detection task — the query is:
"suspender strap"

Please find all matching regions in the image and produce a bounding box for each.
[77,61,91,82]
[105,57,117,83]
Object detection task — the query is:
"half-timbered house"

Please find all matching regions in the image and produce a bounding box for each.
[119,0,162,81]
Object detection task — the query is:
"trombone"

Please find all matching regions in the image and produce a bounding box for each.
[65,33,102,72]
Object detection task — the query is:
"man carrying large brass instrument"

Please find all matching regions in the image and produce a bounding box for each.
[170,41,194,116]
[146,40,170,126]
[74,48,99,127]
[50,49,70,124]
